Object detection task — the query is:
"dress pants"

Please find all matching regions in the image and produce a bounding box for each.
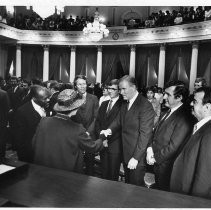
[100,148,121,181]
[123,162,146,186]
[154,161,173,191]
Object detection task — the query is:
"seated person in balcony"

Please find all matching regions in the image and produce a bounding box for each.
[174,13,183,25]
[204,6,211,21]
[32,89,104,173]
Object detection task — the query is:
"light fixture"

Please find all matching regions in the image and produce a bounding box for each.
[83,8,109,41]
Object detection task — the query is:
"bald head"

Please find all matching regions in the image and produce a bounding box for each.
[31,85,51,108]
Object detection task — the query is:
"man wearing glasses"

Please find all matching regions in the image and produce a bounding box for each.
[95,79,123,181]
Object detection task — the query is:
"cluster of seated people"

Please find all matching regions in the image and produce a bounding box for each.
[0,74,211,200]
[125,6,211,29]
[0,12,101,31]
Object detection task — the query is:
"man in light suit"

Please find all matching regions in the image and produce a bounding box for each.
[101,75,155,186]
[95,79,123,181]
[13,85,51,163]
[146,80,195,191]
[170,87,211,199]
[73,75,99,176]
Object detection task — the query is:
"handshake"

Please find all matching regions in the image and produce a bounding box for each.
[100,129,112,148]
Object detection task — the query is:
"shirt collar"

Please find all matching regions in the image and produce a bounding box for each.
[31,99,46,117]
[129,91,139,104]
[194,116,211,134]
[110,96,119,104]
[170,103,183,114]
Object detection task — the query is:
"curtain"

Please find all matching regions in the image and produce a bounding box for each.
[0,44,8,78]
[21,46,43,81]
[197,43,211,78]
[118,47,130,75]
[136,46,149,90]
[60,48,70,83]
[76,47,96,83]
[5,46,16,79]
[102,47,117,84]
[49,47,61,80]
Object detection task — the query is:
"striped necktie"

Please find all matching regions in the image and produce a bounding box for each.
[107,100,113,114]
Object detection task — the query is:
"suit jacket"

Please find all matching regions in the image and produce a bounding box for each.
[151,105,194,165]
[73,93,99,136]
[170,120,211,199]
[13,101,42,162]
[95,97,123,154]
[32,114,103,173]
[0,89,10,129]
[109,94,155,165]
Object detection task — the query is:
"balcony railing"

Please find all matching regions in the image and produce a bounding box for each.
[0,21,211,45]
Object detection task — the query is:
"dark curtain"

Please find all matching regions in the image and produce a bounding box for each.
[0,44,8,78]
[102,47,117,84]
[118,47,130,75]
[135,46,149,89]
[49,47,61,80]
[21,46,43,81]
[60,48,70,83]
[197,42,211,77]
[165,45,180,83]
[76,47,96,83]
[6,45,16,79]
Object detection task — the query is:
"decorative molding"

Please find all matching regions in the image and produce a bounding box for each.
[43,45,49,51]
[129,45,136,52]
[70,45,76,52]
[1,21,211,46]
[97,45,102,52]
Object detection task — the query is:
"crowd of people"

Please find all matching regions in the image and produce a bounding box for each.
[0,6,211,31]
[0,74,211,200]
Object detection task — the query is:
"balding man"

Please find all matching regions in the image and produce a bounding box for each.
[101,75,155,186]
[13,85,51,162]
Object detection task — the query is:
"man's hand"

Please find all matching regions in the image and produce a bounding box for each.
[100,129,112,138]
[146,147,156,165]
[127,157,138,170]
[103,139,108,147]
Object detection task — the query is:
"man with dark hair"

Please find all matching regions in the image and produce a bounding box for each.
[101,75,155,186]
[13,85,51,162]
[170,87,211,199]
[95,79,123,181]
[146,80,195,191]
[73,75,99,176]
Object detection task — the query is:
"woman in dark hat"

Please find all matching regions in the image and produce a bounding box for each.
[32,89,104,173]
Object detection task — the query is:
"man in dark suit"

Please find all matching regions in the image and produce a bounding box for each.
[73,75,99,176]
[0,88,10,161]
[13,85,51,163]
[170,87,211,199]
[32,89,104,174]
[146,80,195,191]
[95,79,123,181]
[101,75,155,186]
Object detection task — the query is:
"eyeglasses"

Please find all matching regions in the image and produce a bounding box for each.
[107,87,118,91]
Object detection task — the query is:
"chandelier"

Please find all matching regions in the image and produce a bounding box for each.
[83,8,109,41]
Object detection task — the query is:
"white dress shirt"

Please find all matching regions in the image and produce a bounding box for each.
[128,91,139,110]
[193,116,211,135]
[31,99,46,117]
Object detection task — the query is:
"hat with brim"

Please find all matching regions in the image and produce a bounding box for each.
[53,89,85,112]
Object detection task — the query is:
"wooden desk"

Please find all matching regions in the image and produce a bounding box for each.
[0,162,211,207]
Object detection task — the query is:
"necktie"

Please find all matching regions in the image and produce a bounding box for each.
[154,109,171,133]
[127,100,130,110]
[107,100,113,114]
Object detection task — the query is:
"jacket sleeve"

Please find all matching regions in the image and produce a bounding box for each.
[79,125,103,153]
[154,117,192,164]
[133,102,155,161]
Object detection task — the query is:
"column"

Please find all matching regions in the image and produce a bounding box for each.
[129,45,136,77]
[69,46,76,83]
[96,45,102,84]
[189,42,199,93]
[16,44,21,78]
[43,45,49,82]
[158,44,166,88]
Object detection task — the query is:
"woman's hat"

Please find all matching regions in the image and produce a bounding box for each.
[53,89,85,112]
